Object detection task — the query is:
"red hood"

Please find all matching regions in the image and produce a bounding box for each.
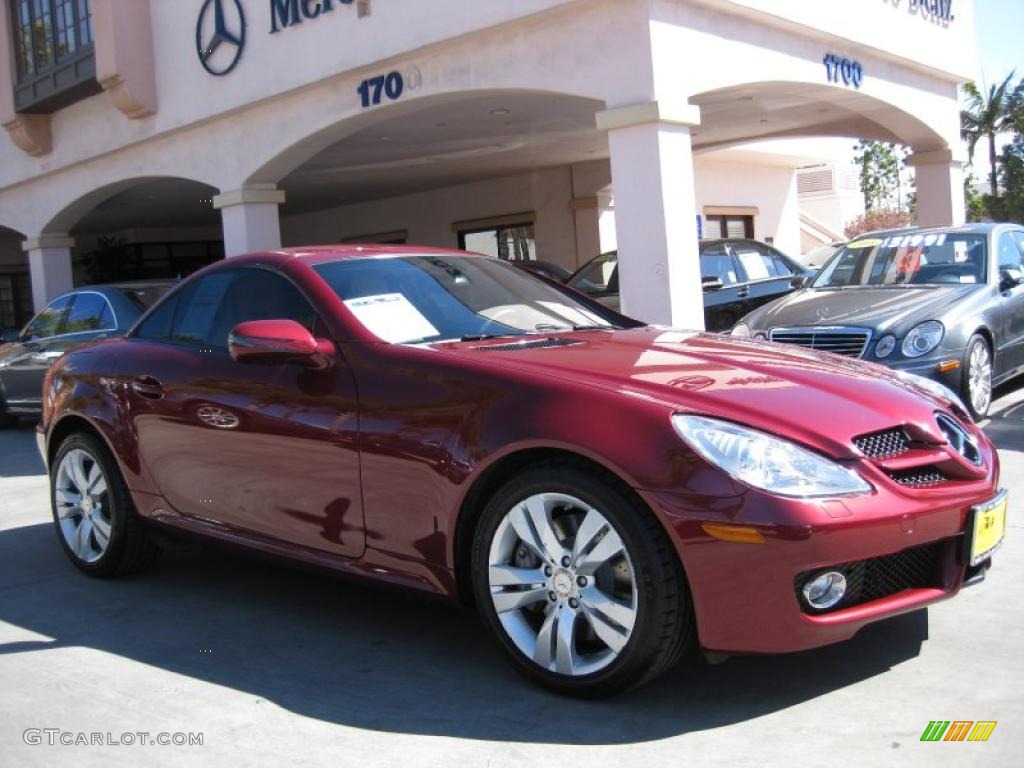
[432,327,958,459]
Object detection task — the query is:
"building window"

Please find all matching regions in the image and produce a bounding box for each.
[9,0,99,113]
[455,214,537,261]
[704,214,755,240]
[0,271,33,332]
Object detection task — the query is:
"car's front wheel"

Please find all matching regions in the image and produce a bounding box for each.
[51,432,159,576]
[471,463,691,697]
[963,334,993,421]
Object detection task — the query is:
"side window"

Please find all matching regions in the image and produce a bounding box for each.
[204,270,318,348]
[699,245,740,286]
[997,232,1024,270]
[63,293,115,334]
[171,272,236,345]
[731,243,793,281]
[1013,232,1024,263]
[23,295,72,341]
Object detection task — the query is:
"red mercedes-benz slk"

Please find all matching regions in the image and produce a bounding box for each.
[38,246,1006,696]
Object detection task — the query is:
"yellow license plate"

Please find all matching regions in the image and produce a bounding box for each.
[970,491,1007,566]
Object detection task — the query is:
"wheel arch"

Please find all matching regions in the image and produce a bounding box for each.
[47,413,117,470]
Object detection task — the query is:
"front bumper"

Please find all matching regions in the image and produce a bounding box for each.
[641,471,1000,654]
[880,354,963,393]
[35,425,47,470]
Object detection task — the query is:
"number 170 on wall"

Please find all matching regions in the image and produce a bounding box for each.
[358,71,404,108]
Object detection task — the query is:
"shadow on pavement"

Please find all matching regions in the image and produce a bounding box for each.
[0,421,45,478]
[0,520,928,745]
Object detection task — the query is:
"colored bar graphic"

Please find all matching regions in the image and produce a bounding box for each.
[921,721,950,741]
[920,720,997,742]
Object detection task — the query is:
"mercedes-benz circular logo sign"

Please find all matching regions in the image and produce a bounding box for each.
[196,0,246,76]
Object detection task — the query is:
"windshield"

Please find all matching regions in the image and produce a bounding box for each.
[315,255,619,344]
[568,252,618,295]
[812,232,988,288]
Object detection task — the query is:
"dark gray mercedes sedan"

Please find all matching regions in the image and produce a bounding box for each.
[732,223,1024,420]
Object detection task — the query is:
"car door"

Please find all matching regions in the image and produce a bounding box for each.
[698,241,749,331]
[120,267,365,558]
[727,241,806,314]
[993,230,1024,376]
[0,294,74,409]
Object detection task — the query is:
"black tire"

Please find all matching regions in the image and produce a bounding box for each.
[470,462,692,697]
[961,334,993,421]
[50,432,159,577]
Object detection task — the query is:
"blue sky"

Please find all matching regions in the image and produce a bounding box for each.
[974,0,1021,86]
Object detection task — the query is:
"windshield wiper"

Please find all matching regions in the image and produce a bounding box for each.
[534,323,619,332]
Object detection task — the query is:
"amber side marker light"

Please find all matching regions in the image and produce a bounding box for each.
[938,360,961,373]
[701,523,766,544]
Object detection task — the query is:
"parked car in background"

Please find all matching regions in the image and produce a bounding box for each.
[0,282,174,426]
[732,224,1024,419]
[567,240,813,332]
[513,259,573,283]
[39,246,1002,696]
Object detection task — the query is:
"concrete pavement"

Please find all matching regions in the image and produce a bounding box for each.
[1,388,1022,767]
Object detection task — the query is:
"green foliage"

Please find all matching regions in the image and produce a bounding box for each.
[961,73,1024,222]
[853,140,901,211]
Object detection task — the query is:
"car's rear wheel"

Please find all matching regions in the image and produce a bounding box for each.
[963,335,993,420]
[51,433,159,576]
[471,463,691,697]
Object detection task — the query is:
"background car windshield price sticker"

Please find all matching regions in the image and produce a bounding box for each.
[970,491,1007,566]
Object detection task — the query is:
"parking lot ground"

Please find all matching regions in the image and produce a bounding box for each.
[1,387,1023,768]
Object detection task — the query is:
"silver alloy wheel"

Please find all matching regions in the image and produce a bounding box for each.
[968,342,992,416]
[488,492,638,677]
[55,448,112,564]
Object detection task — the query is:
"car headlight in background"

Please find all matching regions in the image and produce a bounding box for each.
[875,334,896,358]
[672,414,872,498]
[731,323,750,338]
[901,321,944,358]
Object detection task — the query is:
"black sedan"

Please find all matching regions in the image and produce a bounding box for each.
[732,224,1024,420]
[567,239,813,332]
[0,282,173,426]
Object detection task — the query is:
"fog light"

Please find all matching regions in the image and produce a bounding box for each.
[802,570,847,610]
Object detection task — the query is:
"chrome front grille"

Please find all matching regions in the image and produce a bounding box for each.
[854,428,911,459]
[769,327,871,358]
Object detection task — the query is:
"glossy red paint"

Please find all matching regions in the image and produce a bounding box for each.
[39,247,1002,654]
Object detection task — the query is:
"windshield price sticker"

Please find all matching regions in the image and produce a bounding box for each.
[344,293,438,344]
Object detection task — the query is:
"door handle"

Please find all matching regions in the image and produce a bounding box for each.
[736,289,750,299]
[131,376,165,400]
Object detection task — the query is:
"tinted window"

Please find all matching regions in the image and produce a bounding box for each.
[699,244,740,286]
[317,256,615,344]
[997,232,1024,270]
[63,293,115,334]
[23,295,72,340]
[163,269,317,349]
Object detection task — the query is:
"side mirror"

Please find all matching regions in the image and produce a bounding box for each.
[228,319,334,369]
[1000,268,1024,292]
[1,329,20,344]
[701,276,725,292]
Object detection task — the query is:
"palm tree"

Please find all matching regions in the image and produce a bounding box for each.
[961,71,1017,195]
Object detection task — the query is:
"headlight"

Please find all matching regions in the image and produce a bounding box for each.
[731,323,751,338]
[875,334,896,358]
[672,414,872,498]
[895,371,968,412]
[901,321,944,358]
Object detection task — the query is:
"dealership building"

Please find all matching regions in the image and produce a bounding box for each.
[0,0,976,331]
